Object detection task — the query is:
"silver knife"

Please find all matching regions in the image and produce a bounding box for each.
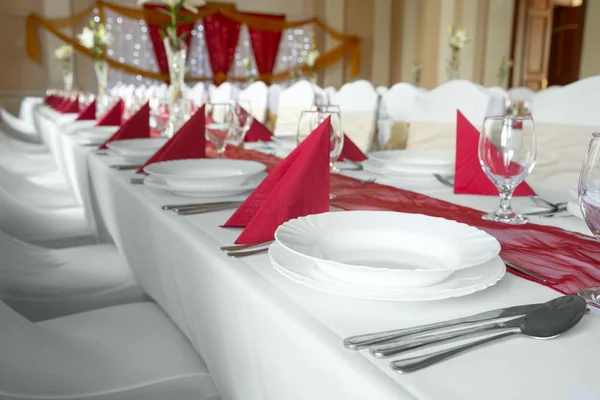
[343,303,541,350]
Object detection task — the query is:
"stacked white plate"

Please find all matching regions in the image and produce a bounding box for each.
[106,138,167,164]
[365,150,454,179]
[76,126,120,144]
[143,159,266,197]
[269,211,505,301]
[568,188,584,219]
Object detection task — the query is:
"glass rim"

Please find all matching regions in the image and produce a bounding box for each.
[484,115,533,121]
[592,132,600,138]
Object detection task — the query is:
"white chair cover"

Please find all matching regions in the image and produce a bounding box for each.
[238,81,269,123]
[508,86,535,103]
[18,97,43,127]
[380,83,424,148]
[267,83,283,115]
[191,82,207,107]
[1,108,40,143]
[0,165,77,208]
[331,80,378,151]
[0,301,219,399]
[0,230,147,321]
[274,80,315,137]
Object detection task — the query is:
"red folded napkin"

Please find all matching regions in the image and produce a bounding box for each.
[95,99,125,127]
[99,102,150,149]
[454,110,535,196]
[60,96,80,114]
[52,96,68,111]
[240,108,273,142]
[223,117,331,244]
[339,134,367,162]
[136,106,206,173]
[76,100,96,121]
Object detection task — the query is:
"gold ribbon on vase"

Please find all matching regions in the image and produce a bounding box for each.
[26,0,361,83]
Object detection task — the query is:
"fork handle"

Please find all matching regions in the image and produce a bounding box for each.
[227,247,269,258]
[221,241,273,252]
[390,330,518,373]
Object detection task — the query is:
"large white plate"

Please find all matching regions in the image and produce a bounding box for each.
[106,138,166,163]
[77,126,119,140]
[368,150,454,176]
[143,174,263,197]
[269,243,506,302]
[275,211,501,289]
[144,159,266,190]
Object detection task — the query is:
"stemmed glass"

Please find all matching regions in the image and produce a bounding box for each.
[227,99,253,148]
[478,115,537,225]
[206,102,233,158]
[297,109,344,199]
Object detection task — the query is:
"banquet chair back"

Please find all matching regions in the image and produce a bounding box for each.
[526,76,600,184]
[0,108,39,143]
[211,82,240,104]
[406,80,492,154]
[484,86,510,116]
[238,81,269,123]
[208,83,218,101]
[313,84,329,106]
[378,83,424,149]
[0,300,219,399]
[508,86,535,103]
[18,97,42,128]
[274,80,315,137]
[191,82,207,107]
[330,80,379,151]
[324,86,337,104]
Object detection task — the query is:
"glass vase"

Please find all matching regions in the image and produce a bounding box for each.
[60,58,73,92]
[447,51,460,81]
[163,37,190,138]
[94,59,109,95]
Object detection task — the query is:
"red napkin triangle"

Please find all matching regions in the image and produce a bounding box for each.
[95,99,125,126]
[454,110,535,196]
[53,96,68,111]
[224,117,331,245]
[76,100,96,121]
[339,134,367,162]
[60,96,80,113]
[99,102,150,149]
[241,108,273,142]
[136,106,206,173]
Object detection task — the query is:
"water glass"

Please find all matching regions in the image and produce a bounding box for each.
[297,110,343,168]
[478,115,537,225]
[578,133,600,238]
[206,103,233,158]
[234,99,254,136]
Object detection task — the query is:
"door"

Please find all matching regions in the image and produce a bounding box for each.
[547,2,587,86]
[520,0,554,90]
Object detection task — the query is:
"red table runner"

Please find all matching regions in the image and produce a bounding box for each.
[214,146,600,295]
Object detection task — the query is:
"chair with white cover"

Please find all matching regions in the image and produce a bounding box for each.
[380,83,424,149]
[267,83,283,116]
[0,133,56,176]
[238,81,269,123]
[375,86,388,96]
[208,83,218,102]
[0,300,220,400]
[406,80,492,156]
[0,107,41,143]
[190,82,207,107]
[330,80,379,151]
[18,96,43,128]
[484,86,510,116]
[508,86,535,103]
[0,229,148,321]
[273,80,315,137]
[526,76,600,185]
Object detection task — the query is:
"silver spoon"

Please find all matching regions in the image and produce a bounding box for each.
[390,295,587,373]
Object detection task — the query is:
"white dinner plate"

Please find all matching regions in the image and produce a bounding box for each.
[274,211,501,289]
[143,174,263,197]
[367,150,454,176]
[106,138,166,163]
[144,159,266,190]
[268,243,506,302]
[77,126,119,141]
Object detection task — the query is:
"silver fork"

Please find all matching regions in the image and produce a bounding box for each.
[221,240,274,252]
[226,247,270,258]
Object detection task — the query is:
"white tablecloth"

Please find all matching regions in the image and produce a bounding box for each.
[38,104,600,399]
[83,153,600,400]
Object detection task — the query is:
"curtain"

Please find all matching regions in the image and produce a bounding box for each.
[144,4,195,76]
[245,12,285,84]
[203,11,241,84]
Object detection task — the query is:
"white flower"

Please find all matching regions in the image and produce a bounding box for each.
[241,57,251,68]
[97,23,113,46]
[137,0,205,13]
[54,45,73,60]
[306,49,320,68]
[77,27,95,49]
[449,26,468,50]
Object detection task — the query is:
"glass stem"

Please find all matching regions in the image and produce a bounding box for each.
[498,189,514,215]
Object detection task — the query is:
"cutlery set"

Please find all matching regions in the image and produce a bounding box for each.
[344,295,588,373]
[220,241,272,258]
[162,201,243,216]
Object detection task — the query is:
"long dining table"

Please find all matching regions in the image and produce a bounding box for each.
[38,104,600,399]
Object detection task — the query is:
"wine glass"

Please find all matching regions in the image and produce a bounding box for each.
[578,133,600,238]
[206,103,233,158]
[478,115,537,225]
[234,99,254,135]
